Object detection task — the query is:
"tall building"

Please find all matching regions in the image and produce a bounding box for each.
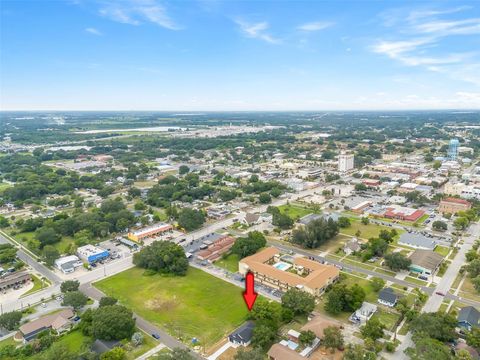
[448,138,459,161]
[338,153,354,172]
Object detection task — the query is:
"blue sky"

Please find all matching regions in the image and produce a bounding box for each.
[1,0,479,110]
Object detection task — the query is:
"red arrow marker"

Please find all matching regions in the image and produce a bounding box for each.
[243,271,258,311]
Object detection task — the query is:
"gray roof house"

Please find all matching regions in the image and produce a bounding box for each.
[377,288,398,307]
[458,306,480,331]
[398,233,437,250]
[229,321,255,346]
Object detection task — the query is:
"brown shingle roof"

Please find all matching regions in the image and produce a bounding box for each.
[409,249,443,271]
[19,309,74,336]
[267,343,305,360]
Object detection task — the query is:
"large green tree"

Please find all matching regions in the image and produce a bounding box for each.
[92,305,136,341]
[0,311,22,330]
[133,240,188,275]
[281,288,315,316]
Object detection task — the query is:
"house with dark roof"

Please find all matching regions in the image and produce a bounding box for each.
[377,288,398,307]
[458,306,480,331]
[228,321,254,346]
[91,339,122,355]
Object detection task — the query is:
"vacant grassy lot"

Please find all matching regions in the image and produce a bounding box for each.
[371,308,401,331]
[215,253,240,273]
[435,245,450,257]
[95,266,249,347]
[278,204,314,220]
[339,220,401,240]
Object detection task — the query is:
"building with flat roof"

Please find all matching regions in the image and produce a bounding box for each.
[409,249,443,276]
[338,153,354,173]
[55,255,83,274]
[0,271,31,291]
[382,205,425,222]
[77,244,109,264]
[398,233,437,250]
[438,197,472,214]
[127,223,173,242]
[239,247,339,297]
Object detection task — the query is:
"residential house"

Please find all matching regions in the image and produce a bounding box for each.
[228,321,255,346]
[378,288,398,307]
[458,306,480,331]
[17,309,74,342]
[349,302,377,324]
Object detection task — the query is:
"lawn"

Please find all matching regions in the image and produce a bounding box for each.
[277,204,314,220]
[434,245,450,257]
[95,266,249,348]
[0,182,12,193]
[56,330,90,353]
[21,274,50,298]
[215,253,240,273]
[339,220,401,240]
[371,308,401,331]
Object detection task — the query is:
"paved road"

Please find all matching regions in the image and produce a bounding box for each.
[0,230,62,284]
[423,221,480,312]
[391,221,480,360]
[80,283,205,360]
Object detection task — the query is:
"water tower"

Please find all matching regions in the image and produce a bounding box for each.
[448,138,459,161]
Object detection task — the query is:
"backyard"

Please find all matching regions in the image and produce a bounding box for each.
[95,266,249,349]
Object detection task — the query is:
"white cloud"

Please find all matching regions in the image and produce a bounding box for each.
[297,21,333,32]
[235,20,280,44]
[414,18,480,36]
[99,1,180,30]
[371,6,480,86]
[85,27,102,36]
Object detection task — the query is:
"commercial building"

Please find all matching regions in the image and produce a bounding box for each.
[398,233,437,250]
[409,249,443,276]
[438,197,472,214]
[54,255,83,274]
[239,247,339,297]
[77,244,109,264]
[0,271,31,291]
[127,223,173,242]
[196,234,235,262]
[382,205,425,222]
[338,153,354,172]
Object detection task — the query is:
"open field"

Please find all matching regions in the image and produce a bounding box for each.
[215,253,240,273]
[278,203,314,220]
[95,266,249,347]
[435,245,450,257]
[339,220,402,240]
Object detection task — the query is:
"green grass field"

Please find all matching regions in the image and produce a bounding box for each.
[215,253,240,273]
[339,220,401,240]
[21,274,50,298]
[277,204,314,220]
[95,266,249,348]
[434,245,450,257]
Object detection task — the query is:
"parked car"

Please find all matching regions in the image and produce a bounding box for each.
[435,291,445,296]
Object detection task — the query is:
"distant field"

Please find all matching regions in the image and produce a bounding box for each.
[278,204,313,220]
[95,266,249,348]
